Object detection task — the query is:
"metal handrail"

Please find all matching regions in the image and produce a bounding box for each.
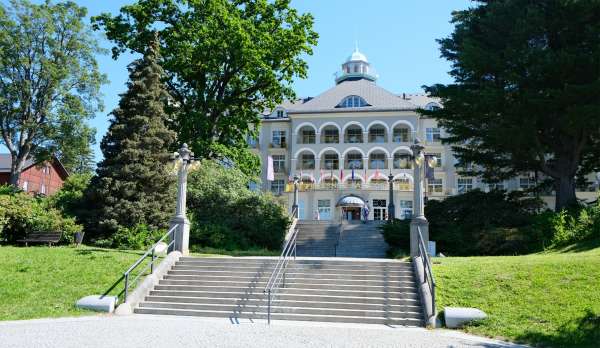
[263,210,299,324]
[102,224,178,302]
[416,226,436,316]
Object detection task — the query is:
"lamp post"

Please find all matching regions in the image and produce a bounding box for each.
[387,172,395,220]
[409,139,429,257]
[169,143,194,255]
[292,175,299,218]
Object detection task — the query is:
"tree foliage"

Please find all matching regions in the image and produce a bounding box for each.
[422,0,600,211]
[0,0,106,184]
[84,38,177,238]
[187,160,289,251]
[92,0,318,176]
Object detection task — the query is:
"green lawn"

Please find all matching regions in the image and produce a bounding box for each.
[434,243,600,348]
[0,245,144,321]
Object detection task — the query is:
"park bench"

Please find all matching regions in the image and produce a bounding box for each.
[17,231,62,247]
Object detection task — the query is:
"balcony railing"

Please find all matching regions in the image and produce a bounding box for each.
[285,182,413,192]
[269,142,287,149]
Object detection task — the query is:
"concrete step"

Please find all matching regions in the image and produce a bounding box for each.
[167,270,414,281]
[158,279,416,291]
[148,290,421,303]
[162,275,416,287]
[137,301,423,319]
[133,307,423,326]
[143,295,421,310]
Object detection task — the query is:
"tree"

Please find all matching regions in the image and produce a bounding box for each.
[422,0,600,211]
[85,37,177,237]
[92,0,318,176]
[0,0,106,185]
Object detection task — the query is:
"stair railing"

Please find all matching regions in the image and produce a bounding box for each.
[102,224,178,303]
[263,209,299,324]
[416,225,436,319]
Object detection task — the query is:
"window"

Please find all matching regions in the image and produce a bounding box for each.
[345,127,363,143]
[337,95,369,108]
[426,128,441,142]
[247,135,258,148]
[276,110,285,118]
[300,129,315,144]
[426,153,442,167]
[271,180,285,195]
[457,178,474,193]
[425,103,441,111]
[488,182,505,191]
[300,154,315,170]
[393,153,412,169]
[395,178,412,191]
[22,181,28,192]
[323,154,339,170]
[373,199,387,221]
[393,127,410,142]
[40,184,47,194]
[271,130,286,147]
[272,155,285,173]
[428,178,443,193]
[346,153,363,169]
[520,177,536,190]
[399,200,413,220]
[323,128,339,143]
[317,199,331,220]
[369,126,386,143]
[369,153,386,169]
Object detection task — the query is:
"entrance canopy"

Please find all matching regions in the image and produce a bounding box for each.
[336,195,366,207]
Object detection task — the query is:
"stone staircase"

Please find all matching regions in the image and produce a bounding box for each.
[294,221,388,258]
[134,257,423,326]
[336,222,388,258]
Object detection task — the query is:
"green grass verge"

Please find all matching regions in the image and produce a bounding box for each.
[434,243,600,348]
[0,245,143,321]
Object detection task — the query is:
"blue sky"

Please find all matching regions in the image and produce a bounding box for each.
[20,0,474,161]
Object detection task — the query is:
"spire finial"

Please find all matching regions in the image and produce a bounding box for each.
[355,40,359,52]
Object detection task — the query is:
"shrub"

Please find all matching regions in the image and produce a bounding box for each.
[110,223,164,250]
[379,219,411,257]
[548,201,600,247]
[0,189,82,244]
[187,160,289,251]
[49,173,92,219]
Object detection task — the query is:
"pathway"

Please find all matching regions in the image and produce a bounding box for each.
[0,315,528,348]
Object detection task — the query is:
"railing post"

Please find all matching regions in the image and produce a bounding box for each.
[124,273,129,302]
[151,248,155,274]
[267,289,271,325]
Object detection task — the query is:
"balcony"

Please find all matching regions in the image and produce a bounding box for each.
[284,182,414,192]
[269,141,287,149]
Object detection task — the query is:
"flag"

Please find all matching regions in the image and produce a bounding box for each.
[340,168,344,181]
[375,166,380,180]
[266,155,274,181]
[288,168,293,182]
[425,155,435,180]
[351,168,355,180]
[320,169,323,182]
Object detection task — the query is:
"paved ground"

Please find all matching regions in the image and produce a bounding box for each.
[0,315,528,348]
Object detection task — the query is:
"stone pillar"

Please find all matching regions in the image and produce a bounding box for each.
[410,139,429,257]
[387,173,395,220]
[169,144,193,255]
[292,175,299,218]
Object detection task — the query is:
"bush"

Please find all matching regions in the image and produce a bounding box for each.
[187,160,289,251]
[49,173,92,219]
[0,188,82,244]
[379,219,411,257]
[423,189,545,256]
[110,223,164,250]
[547,201,600,247]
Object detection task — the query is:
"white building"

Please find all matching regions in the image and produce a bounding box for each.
[251,48,599,221]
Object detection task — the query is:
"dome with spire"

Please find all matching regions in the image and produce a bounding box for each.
[335,46,378,85]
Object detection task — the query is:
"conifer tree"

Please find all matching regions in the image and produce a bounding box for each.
[86,37,177,237]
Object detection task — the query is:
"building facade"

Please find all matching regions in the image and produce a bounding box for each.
[0,155,69,195]
[252,49,599,221]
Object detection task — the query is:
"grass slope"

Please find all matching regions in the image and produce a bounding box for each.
[434,244,600,348]
[0,246,143,321]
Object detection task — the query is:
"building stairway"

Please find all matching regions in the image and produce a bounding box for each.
[134,257,423,326]
[294,221,388,258]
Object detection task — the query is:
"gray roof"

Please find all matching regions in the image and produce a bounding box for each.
[0,154,36,172]
[287,79,422,114]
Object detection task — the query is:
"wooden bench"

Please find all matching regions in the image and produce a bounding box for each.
[17,232,62,247]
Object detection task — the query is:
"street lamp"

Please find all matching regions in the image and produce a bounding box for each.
[409,138,429,257]
[169,143,196,255]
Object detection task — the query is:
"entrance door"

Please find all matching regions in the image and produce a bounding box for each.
[373,199,387,221]
[342,207,361,221]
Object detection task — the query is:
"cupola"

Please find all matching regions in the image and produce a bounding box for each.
[335,46,378,84]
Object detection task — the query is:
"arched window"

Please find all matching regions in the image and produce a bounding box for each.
[297,152,315,170]
[337,95,369,108]
[345,152,363,169]
[424,102,441,111]
[393,152,412,169]
[297,126,316,144]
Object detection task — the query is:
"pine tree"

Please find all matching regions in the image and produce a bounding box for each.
[86,37,177,238]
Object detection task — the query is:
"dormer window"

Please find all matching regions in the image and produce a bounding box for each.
[276,110,285,118]
[424,102,441,111]
[337,95,369,108]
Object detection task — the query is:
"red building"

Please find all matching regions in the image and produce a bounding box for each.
[0,155,69,195]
